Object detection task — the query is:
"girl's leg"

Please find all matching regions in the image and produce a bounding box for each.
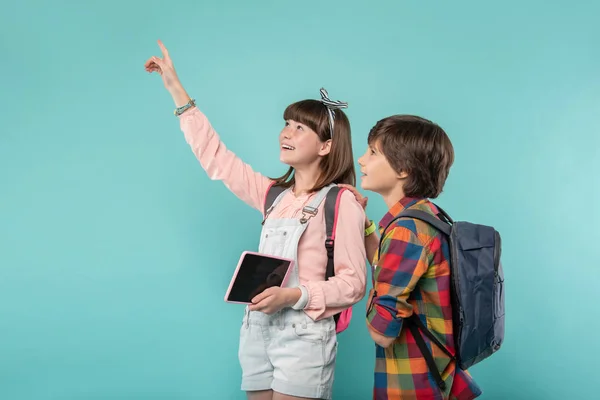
[247,390,274,400]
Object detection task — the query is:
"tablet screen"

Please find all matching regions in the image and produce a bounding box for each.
[225,252,294,303]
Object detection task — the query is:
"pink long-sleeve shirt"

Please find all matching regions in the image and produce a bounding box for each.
[179,107,367,321]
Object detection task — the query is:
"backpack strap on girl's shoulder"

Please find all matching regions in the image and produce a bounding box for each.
[324,185,345,280]
[262,182,288,224]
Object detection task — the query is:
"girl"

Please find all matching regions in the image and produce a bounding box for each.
[145,40,367,400]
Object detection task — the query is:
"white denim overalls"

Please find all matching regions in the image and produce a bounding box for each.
[239,184,338,399]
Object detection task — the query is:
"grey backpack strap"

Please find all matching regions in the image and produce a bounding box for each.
[377,209,452,265]
[263,184,287,214]
[323,185,344,325]
[377,208,454,391]
[398,210,452,236]
[262,183,288,224]
[431,204,454,224]
[324,185,343,279]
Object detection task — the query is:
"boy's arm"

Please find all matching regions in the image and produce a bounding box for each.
[366,223,430,348]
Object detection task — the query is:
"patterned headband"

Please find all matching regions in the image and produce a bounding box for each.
[319,88,348,139]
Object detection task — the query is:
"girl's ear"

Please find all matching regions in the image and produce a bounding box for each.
[318,140,332,156]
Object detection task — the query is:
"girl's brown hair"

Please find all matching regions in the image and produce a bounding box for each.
[271,99,356,192]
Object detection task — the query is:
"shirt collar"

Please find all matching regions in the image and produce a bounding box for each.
[378,196,427,229]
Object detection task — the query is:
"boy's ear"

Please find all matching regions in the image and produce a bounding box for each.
[397,170,409,180]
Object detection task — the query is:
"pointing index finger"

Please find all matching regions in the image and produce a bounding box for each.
[157,39,169,58]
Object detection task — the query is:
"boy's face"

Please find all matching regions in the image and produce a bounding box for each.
[358,140,405,196]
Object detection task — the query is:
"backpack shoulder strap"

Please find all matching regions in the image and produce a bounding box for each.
[432,204,454,224]
[263,182,287,216]
[376,209,452,268]
[398,210,452,236]
[378,208,455,391]
[324,186,345,280]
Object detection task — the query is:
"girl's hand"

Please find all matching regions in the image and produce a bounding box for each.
[145,40,189,105]
[249,287,301,314]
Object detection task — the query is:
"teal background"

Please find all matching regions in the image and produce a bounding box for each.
[1,0,598,398]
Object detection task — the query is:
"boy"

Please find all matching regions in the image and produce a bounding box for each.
[344,115,482,399]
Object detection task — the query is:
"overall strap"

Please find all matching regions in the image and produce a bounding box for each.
[300,184,335,224]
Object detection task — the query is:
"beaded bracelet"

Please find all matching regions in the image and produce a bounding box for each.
[174,98,196,116]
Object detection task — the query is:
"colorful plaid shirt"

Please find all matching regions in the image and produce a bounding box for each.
[366,197,482,400]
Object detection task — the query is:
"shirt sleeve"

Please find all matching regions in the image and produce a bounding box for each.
[178,107,273,213]
[303,190,368,320]
[366,223,431,338]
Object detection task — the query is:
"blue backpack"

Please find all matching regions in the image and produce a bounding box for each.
[380,204,505,390]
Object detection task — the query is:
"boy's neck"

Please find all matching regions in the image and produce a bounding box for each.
[382,185,407,209]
